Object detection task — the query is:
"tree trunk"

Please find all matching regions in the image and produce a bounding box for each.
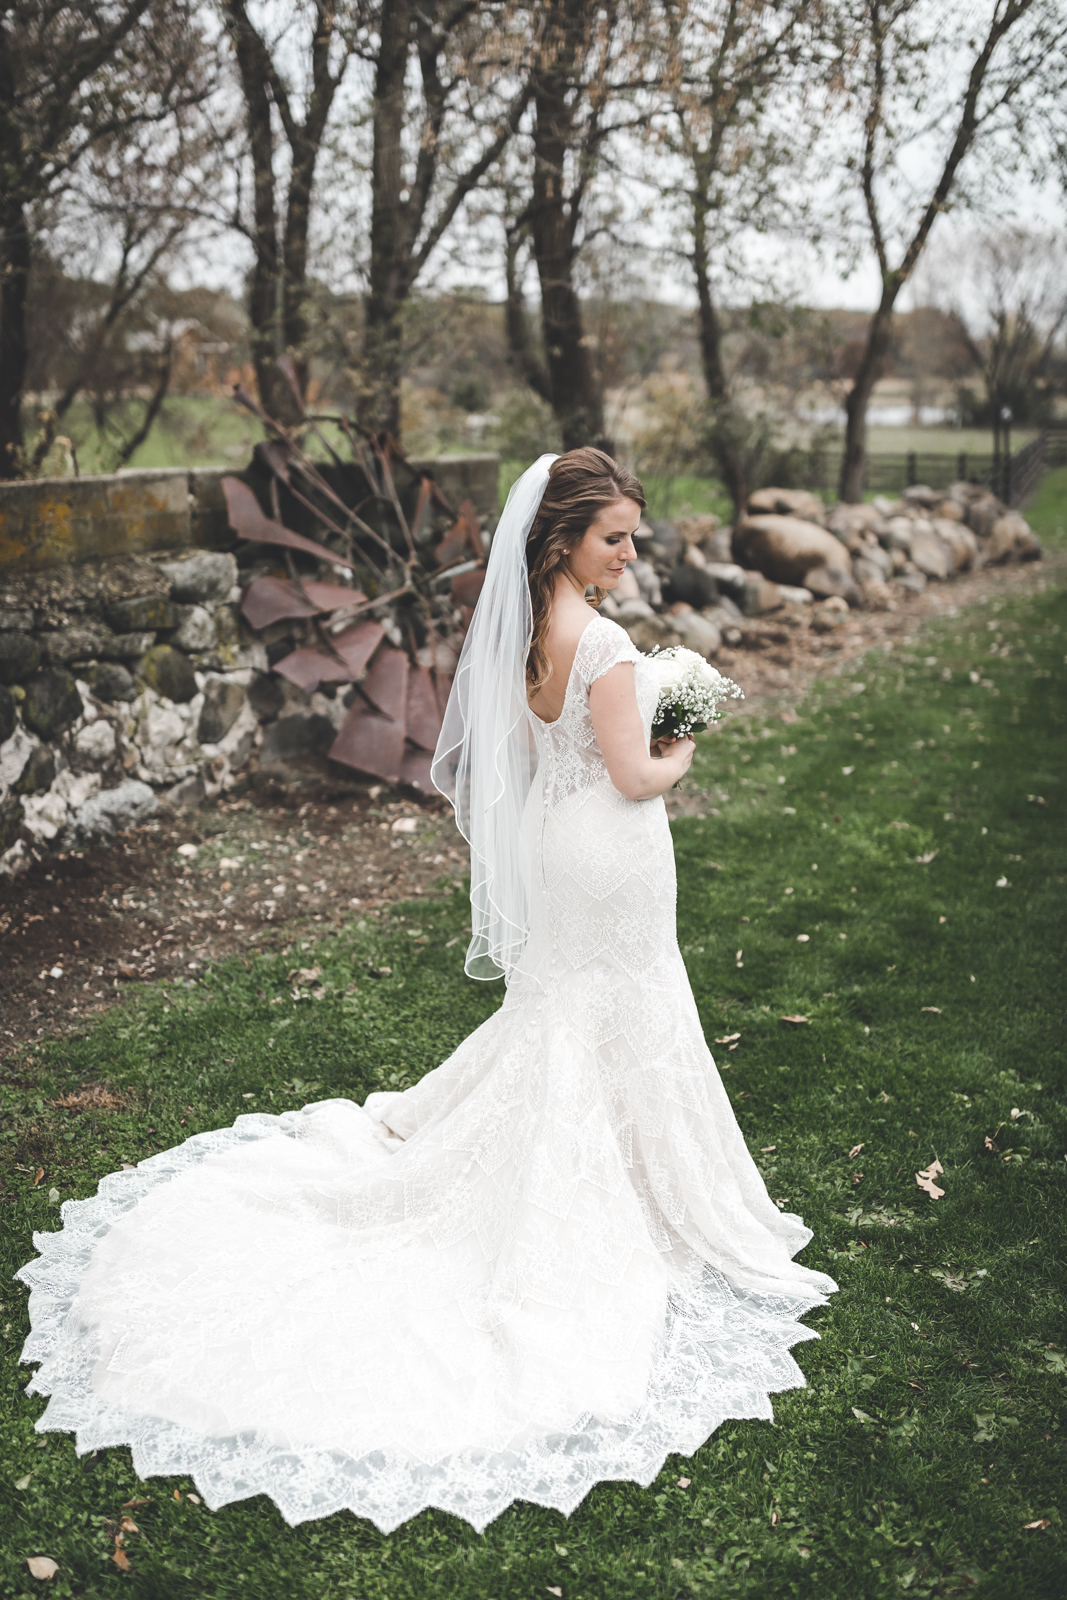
[359,0,411,438]
[691,198,728,403]
[504,227,552,401]
[0,197,30,476]
[840,285,898,502]
[528,0,609,454]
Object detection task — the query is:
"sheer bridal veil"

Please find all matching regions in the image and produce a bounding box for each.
[431,454,558,981]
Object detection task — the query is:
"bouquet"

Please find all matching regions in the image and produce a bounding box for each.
[646,646,743,742]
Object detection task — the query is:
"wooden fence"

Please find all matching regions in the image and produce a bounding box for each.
[804,427,1067,505]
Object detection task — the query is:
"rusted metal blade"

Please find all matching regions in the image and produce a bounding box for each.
[241,577,367,631]
[451,567,486,608]
[360,644,409,722]
[272,619,385,692]
[405,666,447,752]
[221,477,342,566]
[399,742,436,793]
[329,698,405,782]
[435,498,483,568]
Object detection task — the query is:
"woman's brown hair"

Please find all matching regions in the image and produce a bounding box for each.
[524,448,645,693]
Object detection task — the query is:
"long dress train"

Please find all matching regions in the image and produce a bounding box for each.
[17,615,836,1533]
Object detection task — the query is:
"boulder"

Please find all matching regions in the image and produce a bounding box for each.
[139,644,198,704]
[855,537,892,574]
[933,519,978,571]
[623,614,686,654]
[40,624,114,665]
[732,514,849,586]
[852,555,888,589]
[672,610,721,658]
[613,566,642,602]
[776,585,814,605]
[803,564,862,606]
[701,562,747,604]
[962,493,1002,540]
[740,571,785,616]
[0,610,34,632]
[909,530,951,580]
[629,559,662,608]
[895,571,927,596]
[0,631,41,684]
[101,631,157,660]
[14,743,55,795]
[901,484,941,509]
[747,487,826,523]
[158,549,239,605]
[986,513,1041,564]
[172,604,217,653]
[260,710,336,764]
[198,677,247,744]
[662,563,718,610]
[932,498,963,522]
[214,603,240,654]
[614,598,655,624]
[859,579,895,611]
[702,593,742,622]
[91,662,137,703]
[826,502,885,541]
[248,672,287,721]
[646,520,684,563]
[67,780,157,840]
[106,595,178,633]
[74,720,117,761]
[22,669,83,738]
[881,517,915,552]
[0,685,15,744]
[675,513,722,548]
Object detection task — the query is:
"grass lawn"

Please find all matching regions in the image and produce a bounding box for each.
[2,516,1066,1598]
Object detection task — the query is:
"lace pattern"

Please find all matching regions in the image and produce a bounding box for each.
[17,610,837,1532]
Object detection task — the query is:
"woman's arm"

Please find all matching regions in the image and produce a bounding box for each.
[589,662,695,800]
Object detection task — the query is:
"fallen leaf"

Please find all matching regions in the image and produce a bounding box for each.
[996,876,1009,888]
[174,1490,181,1501]
[916,1159,945,1200]
[796,933,810,942]
[187,1494,201,1505]
[121,1497,151,1509]
[15,1474,32,1489]
[878,1090,891,1103]
[760,1145,777,1153]
[916,850,939,864]
[849,1143,865,1158]
[26,1556,58,1580]
[984,1135,999,1153]
[921,1006,942,1014]
[677,1476,691,1488]
[851,1171,864,1186]
[780,1014,809,1024]
[120,1517,139,1533]
[852,1407,875,1423]
[547,1589,563,1597]
[112,1548,131,1571]
[32,1167,44,1187]
[842,766,854,775]
[287,965,322,984]
[391,816,418,833]
[714,1033,741,1044]
[1024,1519,1051,1530]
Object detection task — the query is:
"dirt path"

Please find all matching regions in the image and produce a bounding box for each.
[2,553,1060,1059]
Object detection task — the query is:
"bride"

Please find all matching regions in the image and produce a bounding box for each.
[17,449,836,1533]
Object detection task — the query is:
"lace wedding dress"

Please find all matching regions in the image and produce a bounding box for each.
[18,614,836,1533]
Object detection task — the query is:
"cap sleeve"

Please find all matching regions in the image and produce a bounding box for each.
[575,614,642,689]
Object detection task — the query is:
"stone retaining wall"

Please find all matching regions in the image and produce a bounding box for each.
[0,454,500,576]
[0,454,499,877]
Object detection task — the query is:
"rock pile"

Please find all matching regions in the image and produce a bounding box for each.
[600,480,1041,656]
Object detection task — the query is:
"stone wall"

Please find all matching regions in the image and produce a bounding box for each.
[0,454,500,576]
[0,454,499,877]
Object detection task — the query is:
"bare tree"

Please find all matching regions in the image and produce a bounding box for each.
[649,0,820,512]
[221,0,358,425]
[357,0,532,438]
[0,1,210,477]
[499,0,652,454]
[836,0,1067,502]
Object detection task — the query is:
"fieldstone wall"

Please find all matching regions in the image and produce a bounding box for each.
[0,454,499,878]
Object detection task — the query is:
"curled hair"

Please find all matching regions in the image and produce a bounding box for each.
[525,448,645,693]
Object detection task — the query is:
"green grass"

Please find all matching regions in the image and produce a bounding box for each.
[30,396,263,477]
[2,569,1066,1596]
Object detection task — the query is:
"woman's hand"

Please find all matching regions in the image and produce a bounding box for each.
[653,736,695,778]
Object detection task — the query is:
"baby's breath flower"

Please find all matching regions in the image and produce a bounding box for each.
[648,646,743,740]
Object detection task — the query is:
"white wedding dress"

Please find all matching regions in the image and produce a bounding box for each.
[18,615,836,1533]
